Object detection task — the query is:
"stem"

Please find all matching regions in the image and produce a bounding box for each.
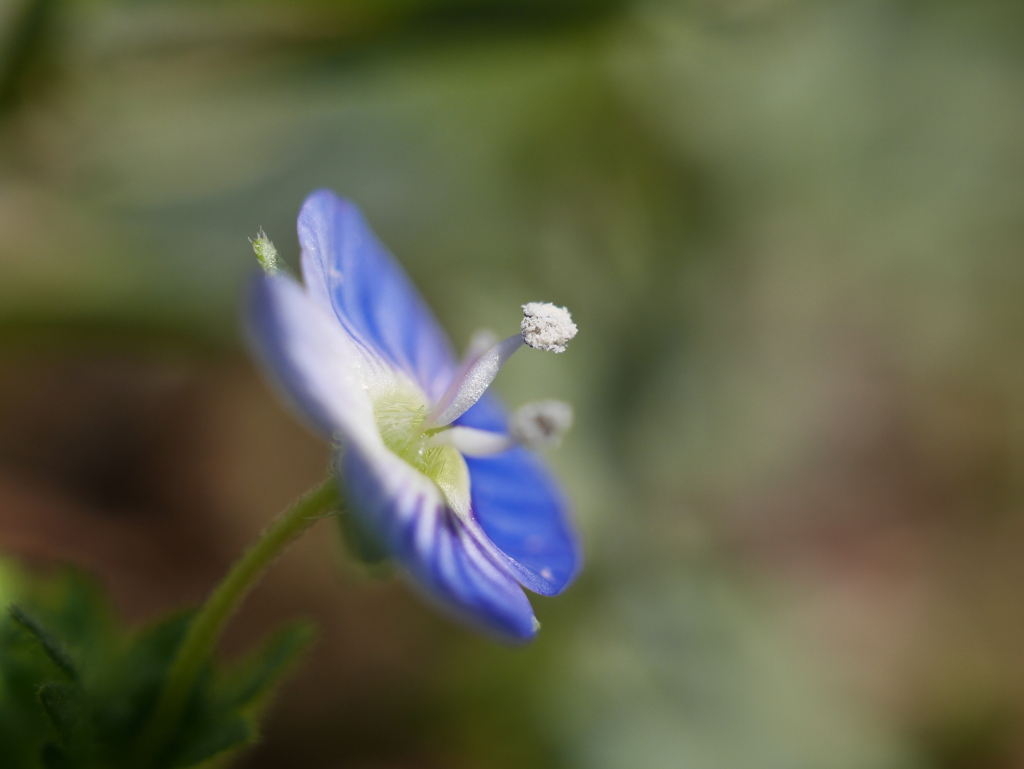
[132,478,340,768]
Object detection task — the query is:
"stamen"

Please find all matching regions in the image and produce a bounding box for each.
[426,302,578,429]
[427,426,513,456]
[521,303,577,353]
[428,335,523,427]
[509,400,574,449]
[436,328,499,415]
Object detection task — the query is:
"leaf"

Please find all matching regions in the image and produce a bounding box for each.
[0,614,70,767]
[0,567,316,769]
[165,716,254,769]
[37,682,87,742]
[49,573,115,652]
[7,605,78,681]
[120,612,194,699]
[157,623,313,769]
[37,681,100,769]
[39,741,72,769]
[89,612,194,759]
[223,621,315,712]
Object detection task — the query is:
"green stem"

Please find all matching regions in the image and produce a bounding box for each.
[132,478,340,768]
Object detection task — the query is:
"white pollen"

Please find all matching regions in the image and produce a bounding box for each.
[521,302,577,353]
[509,399,574,450]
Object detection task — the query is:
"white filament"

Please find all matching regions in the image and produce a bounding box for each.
[427,335,524,427]
[427,426,513,456]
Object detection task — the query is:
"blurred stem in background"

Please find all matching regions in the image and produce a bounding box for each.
[132,478,340,769]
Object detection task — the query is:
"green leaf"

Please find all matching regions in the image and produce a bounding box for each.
[224,621,315,712]
[155,623,313,769]
[90,612,194,758]
[39,741,72,769]
[38,682,86,740]
[122,612,194,693]
[37,681,97,767]
[165,716,254,769]
[0,566,316,769]
[7,605,78,682]
[49,574,115,652]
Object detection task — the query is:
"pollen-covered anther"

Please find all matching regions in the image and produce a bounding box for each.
[521,303,577,353]
[509,399,574,450]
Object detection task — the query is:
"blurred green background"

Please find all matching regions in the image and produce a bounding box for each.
[3,0,1024,766]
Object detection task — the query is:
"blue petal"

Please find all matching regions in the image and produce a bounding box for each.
[457,395,582,596]
[340,444,538,643]
[464,448,581,596]
[298,189,457,403]
[455,391,510,433]
[244,272,383,446]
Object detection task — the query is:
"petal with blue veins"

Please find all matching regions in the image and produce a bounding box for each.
[244,271,391,449]
[465,448,581,596]
[457,393,581,596]
[298,189,457,403]
[341,443,538,643]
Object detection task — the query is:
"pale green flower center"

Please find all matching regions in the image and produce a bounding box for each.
[373,386,470,516]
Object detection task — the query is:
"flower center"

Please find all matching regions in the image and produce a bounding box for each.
[372,386,470,517]
[370,300,578,512]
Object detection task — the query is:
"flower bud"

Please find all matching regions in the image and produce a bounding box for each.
[250,229,280,273]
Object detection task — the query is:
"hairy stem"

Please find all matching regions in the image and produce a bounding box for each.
[132,478,340,768]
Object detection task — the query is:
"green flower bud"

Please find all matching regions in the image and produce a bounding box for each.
[250,228,279,273]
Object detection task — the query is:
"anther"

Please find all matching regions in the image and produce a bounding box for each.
[509,400,574,450]
[521,303,577,353]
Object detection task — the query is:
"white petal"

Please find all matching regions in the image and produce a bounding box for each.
[427,427,514,457]
[246,272,393,449]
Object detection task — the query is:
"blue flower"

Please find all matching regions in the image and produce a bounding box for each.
[245,189,581,642]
